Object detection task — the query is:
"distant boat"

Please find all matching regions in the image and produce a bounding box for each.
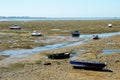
[71,30,80,37]
[31,31,43,36]
[108,24,112,28]
[10,24,21,29]
[47,52,70,59]
[70,60,106,70]
[93,35,100,40]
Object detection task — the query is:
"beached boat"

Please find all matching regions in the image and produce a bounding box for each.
[10,24,21,29]
[70,60,106,70]
[31,31,42,36]
[71,30,80,37]
[93,35,100,40]
[108,23,112,28]
[48,52,70,59]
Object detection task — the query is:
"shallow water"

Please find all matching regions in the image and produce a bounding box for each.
[102,49,120,54]
[1,32,120,57]
[70,50,88,59]
[80,32,120,38]
[0,41,87,58]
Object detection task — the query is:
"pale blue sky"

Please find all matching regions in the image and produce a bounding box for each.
[0,0,120,17]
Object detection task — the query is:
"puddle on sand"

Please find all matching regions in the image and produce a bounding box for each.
[102,49,120,54]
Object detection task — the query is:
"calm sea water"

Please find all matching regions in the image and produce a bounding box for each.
[0,17,120,21]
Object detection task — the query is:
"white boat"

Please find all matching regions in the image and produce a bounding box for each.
[108,24,112,28]
[31,31,42,36]
[10,24,21,29]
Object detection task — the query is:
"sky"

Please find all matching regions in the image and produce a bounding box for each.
[0,0,120,17]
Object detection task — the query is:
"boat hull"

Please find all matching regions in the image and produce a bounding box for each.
[70,60,106,70]
[71,30,80,37]
[72,34,80,37]
[31,32,43,37]
[10,27,21,29]
[48,52,70,59]
[31,34,42,36]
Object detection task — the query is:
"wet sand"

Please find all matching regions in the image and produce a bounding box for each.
[0,35,120,80]
[0,20,120,80]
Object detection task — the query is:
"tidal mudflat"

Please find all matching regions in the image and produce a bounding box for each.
[0,20,120,80]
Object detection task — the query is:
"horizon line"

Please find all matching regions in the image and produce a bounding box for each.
[0,16,120,18]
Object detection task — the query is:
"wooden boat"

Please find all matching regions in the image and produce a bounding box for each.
[10,24,21,29]
[48,52,70,59]
[31,31,42,36]
[70,60,106,70]
[71,30,80,37]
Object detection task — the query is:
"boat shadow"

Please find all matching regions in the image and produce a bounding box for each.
[100,69,113,72]
[73,67,113,72]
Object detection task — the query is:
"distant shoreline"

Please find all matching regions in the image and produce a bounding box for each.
[0,17,120,21]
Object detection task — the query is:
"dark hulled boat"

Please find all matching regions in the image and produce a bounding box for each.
[93,35,100,40]
[71,30,80,37]
[48,52,70,59]
[70,60,106,70]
